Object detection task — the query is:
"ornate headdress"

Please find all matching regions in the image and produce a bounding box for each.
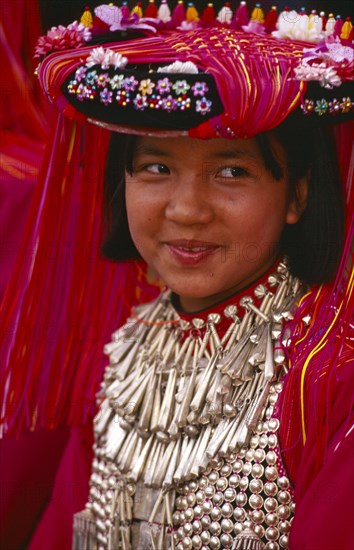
[1,4,353,485]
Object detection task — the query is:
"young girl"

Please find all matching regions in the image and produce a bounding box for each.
[3,4,353,549]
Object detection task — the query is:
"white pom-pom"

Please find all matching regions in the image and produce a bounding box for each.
[157,61,199,74]
[217,6,233,24]
[158,0,171,23]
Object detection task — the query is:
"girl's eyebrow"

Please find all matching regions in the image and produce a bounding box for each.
[134,144,172,157]
[134,144,259,160]
[212,149,258,160]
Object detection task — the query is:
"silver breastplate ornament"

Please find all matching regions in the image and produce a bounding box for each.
[73,261,301,550]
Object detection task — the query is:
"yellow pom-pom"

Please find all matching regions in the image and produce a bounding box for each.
[131,2,143,18]
[341,18,353,39]
[251,5,264,23]
[186,3,199,21]
[80,6,93,28]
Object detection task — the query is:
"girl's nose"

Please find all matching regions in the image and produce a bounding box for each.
[164,175,214,226]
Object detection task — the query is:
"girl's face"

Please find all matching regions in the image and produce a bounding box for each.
[126,136,305,312]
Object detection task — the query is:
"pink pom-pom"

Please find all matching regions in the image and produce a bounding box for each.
[231,1,248,30]
[172,0,186,27]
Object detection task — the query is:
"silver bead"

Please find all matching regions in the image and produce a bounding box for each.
[265,543,279,550]
[202,500,213,514]
[233,522,243,535]
[194,505,203,519]
[264,482,278,497]
[268,434,277,448]
[269,393,278,405]
[209,536,221,549]
[279,534,289,548]
[196,491,205,504]
[266,451,277,465]
[245,449,255,461]
[192,534,202,549]
[265,513,278,526]
[277,505,290,520]
[228,474,240,488]
[259,434,269,448]
[224,488,236,502]
[200,530,211,544]
[236,492,247,506]
[265,466,278,481]
[210,521,221,536]
[254,449,266,463]
[268,418,280,431]
[265,527,279,541]
[220,463,232,477]
[233,507,246,521]
[192,520,202,534]
[249,479,263,494]
[189,480,198,492]
[185,508,194,522]
[184,523,194,537]
[250,435,260,448]
[177,527,185,539]
[242,462,252,476]
[216,477,228,492]
[182,536,193,549]
[254,524,265,538]
[233,459,243,473]
[187,493,197,506]
[199,476,208,489]
[201,515,211,529]
[211,506,222,521]
[251,509,265,524]
[221,502,233,517]
[239,476,249,491]
[208,471,219,484]
[252,463,264,478]
[279,520,291,534]
[264,497,277,512]
[277,477,290,490]
[249,494,264,509]
[220,533,232,547]
[205,485,216,498]
[213,492,224,506]
[277,490,291,505]
[221,518,233,533]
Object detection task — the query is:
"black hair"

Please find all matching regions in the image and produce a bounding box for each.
[101,117,345,285]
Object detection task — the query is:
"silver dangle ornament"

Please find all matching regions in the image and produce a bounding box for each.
[232,522,265,550]
[76,259,301,549]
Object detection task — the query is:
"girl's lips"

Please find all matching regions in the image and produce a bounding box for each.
[165,242,220,266]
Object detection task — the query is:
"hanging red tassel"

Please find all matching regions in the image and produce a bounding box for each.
[120,1,130,19]
[319,11,327,30]
[145,0,158,18]
[172,0,186,27]
[334,15,344,36]
[231,1,248,30]
[201,3,216,26]
[264,5,277,33]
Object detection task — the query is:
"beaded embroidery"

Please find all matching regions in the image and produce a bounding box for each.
[67,66,213,115]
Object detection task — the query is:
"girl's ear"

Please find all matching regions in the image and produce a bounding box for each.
[286,175,308,225]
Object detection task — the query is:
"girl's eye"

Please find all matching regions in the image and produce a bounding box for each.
[217,166,247,179]
[144,163,170,175]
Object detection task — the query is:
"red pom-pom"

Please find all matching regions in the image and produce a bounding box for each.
[145,0,158,17]
[264,6,277,33]
[201,3,216,25]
